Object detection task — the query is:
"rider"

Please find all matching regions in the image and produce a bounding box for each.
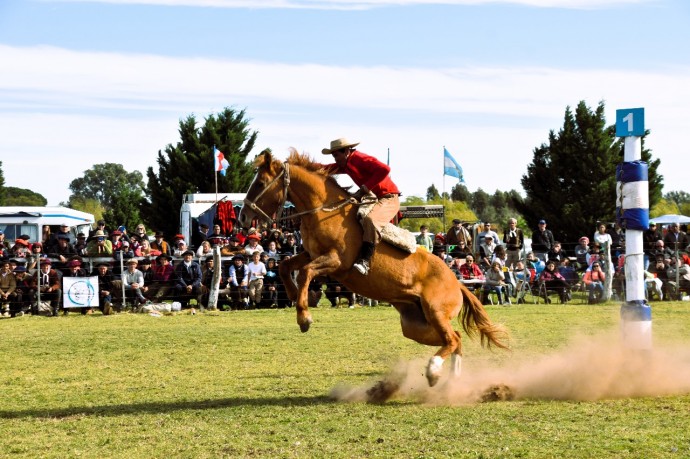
[321,137,401,276]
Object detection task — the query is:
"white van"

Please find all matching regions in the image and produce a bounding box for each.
[0,206,95,244]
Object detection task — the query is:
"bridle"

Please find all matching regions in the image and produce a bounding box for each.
[243,161,358,226]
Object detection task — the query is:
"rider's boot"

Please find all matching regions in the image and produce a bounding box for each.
[354,242,375,276]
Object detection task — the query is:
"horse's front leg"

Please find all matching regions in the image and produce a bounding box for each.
[292,251,342,332]
[278,251,311,302]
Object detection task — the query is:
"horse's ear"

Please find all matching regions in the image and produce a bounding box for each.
[254,148,273,169]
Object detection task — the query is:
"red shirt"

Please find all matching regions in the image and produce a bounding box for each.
[322,150,400,198]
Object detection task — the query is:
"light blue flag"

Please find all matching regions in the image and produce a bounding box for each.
[443,147,465,182]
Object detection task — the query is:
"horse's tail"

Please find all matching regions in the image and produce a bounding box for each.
[458,283,510,350]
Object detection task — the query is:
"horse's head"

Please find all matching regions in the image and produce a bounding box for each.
[238,149,286,229]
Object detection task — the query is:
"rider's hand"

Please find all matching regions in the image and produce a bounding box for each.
[353,186,369,200]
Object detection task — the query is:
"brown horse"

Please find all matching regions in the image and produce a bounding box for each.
[239,149,508,386]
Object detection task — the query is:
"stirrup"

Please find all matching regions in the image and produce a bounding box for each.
[354,259,370,275]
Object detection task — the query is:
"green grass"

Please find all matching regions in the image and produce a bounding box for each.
[1,300,689,458]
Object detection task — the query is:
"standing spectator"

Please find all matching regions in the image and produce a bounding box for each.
[263,258,279,307]
[477,222,499,246]
[174,250,203,308]
[151,231,172,257]
[503,218,524,268]
[643,222,662,269]
[246,251,267,308]
[583,262,606,304]
[199,255,223,309]
[192,223,209,250]
[133,224,148,241]
[415,225,434,252]
[0,230,10,253]
[89,220,109,239]
[531,219,555,262]
[663,222,689,254]
[445,219,472,256]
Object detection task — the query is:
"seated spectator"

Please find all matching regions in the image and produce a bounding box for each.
[86,230,113,257]
[573,237,590,271]
[558,258,579,286]
[264,229,283,252]
[491,245,508,268]
[65,259,94,315]
[151,231,172,257]
[26,241,48,271]
[246,251,267,309]
[478,235,497,271]
[73,232,88,256]
[435,247,452,266]
[539,259,571,303]
[122,259,148,306]
[110,230,125,251]
[199,255,224,309]
[92,262,116,315]
[13,266,32,316]
[525,251,545,276]
[196,240,212,259]
[459,255,484,283]
[244,233,264,256]
[173,238,189,257]
[31,258,62,316]
[174,250,203,308]
[0,260,18,317]
[0,229,11,253]
[583,261,606,304]
[644,267,664,301]
[547,241,567,265]
[665,256,690,300]
[587,242,603,270]
[89,220,109,239]
[264,240,280,260]
[449,257,464,280]
[652,240,673,263]
[451,240,472,262]
[133,224,148,241]
[11,238,31,259]
[280,233,299,259]
[227,254,249,309]
[192,223,209,250]
[483,260,507,305]
[49,234,78,273]
[138,238,161,258]
[148,254,175,302]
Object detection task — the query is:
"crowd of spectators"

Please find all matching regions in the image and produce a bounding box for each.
[2,216,690,318]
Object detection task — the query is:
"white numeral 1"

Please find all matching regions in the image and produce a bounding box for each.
[623,112,634,132]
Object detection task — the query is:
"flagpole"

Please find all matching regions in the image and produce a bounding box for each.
[214,145,218,204]
[387,147,390,166]
[442,146,447,232]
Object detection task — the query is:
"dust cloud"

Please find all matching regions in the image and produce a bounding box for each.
[330,331,690,404]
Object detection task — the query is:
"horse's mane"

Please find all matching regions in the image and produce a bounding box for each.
[284,148,348,191]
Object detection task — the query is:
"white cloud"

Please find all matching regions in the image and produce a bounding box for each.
[1,44,688,205]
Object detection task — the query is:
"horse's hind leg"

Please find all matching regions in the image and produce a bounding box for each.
[449,333,463,379]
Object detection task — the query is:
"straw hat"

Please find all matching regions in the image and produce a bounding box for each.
[321,138,359,155]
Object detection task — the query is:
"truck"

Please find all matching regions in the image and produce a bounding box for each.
[0,206,95,244]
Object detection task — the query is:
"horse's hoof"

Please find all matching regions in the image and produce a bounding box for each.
[298,316,313,333]
[425,355,444,387]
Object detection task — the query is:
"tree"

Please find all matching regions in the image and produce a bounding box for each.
[664,191,690,208]
[142,107,258,238]
[426,184,440,201]
[2,187,47,206]
[450,183,471,203]
[519,100,663,243]
[0,161,5,205]
[68,163,145,229]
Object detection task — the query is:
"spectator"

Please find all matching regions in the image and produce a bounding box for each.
[26,242,48,271]
[435,247,452,266]
[89,220,109,239]
[65,259,94,315]
[74,232,88,256]
[663,222,690,254]
[573,237,590,271]
[199,255,223,309]
[415,225,434,252]
[445,219,472,256]
[49,234,78,272]
[148,254,175,302]
[31,258,62,316]
[643,222,662,269]
[477,222,500,246]
[263,257,280,307]
[196,240,212,259]
[227,254,249,309]
[86,230,113,257]
[547,241,567,265]
[151,231,172,257]
[138,238,161,258]
[503,218,524,268]
[174,250,203,308]
[191,223,209,250]
[244,233,264,256]
[583,261,606,304]
[92,262,116,315]
[246,251,267,308]
[0,229,10,253]
[133,224,147,241]
[478,235,497,271]
[666,256,690,300]
[459,255,484,280]
[648,255,671,299]
[651,240,673,263]
[531,219,555,262]
[11,238,31,259]
[452,240,472,262]
[13,266,31,316]
[110,230,125,251]
[539,259,571,304]
[280,233,299,259]
[122,259,148,306]
[0,260,18,317]
[483,260,507,305]
[173,237,189,257]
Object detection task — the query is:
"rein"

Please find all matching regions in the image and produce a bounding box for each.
[243,161,360,225]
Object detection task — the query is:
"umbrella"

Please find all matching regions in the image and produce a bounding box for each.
[650,214,690,225]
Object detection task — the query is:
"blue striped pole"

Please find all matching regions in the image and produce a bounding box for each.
[616,134,652,350]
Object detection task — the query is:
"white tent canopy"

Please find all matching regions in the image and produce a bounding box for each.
[650,214,690,225]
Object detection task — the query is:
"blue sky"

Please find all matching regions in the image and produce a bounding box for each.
[1,0,688,206]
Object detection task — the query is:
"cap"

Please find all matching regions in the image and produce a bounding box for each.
[40,258,52,265]
[452,219,461,224]
[182,250,195,257]
[118,225,126,232]
[157,254,172,261]
[139,257,152,265]
[13,266,27,273]
[111,230,123,236]
[126,259,139,265]
[649,221,656,226]
[97,220,106,225]
[67,260,82,267]
[232,254,246,262]
[538,219,546,224]
[96,261,110,267]
[173,234,185,240]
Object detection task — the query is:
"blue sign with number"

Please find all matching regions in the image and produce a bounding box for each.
[616,108,645,137]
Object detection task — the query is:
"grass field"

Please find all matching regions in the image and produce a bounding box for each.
[1,299,690,458]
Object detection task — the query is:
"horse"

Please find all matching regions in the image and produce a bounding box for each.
[239,149,509,387]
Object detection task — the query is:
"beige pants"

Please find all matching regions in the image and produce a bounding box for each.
[361,195,400,244]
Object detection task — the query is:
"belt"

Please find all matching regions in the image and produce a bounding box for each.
[380,193,400,199]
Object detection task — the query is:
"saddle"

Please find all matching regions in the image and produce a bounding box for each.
[357,197,417,254]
